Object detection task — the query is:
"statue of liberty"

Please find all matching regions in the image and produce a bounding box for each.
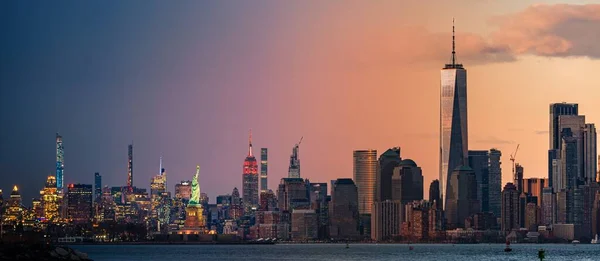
[190,165,201,205]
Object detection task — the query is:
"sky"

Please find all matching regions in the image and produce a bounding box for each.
[1,0,600,204]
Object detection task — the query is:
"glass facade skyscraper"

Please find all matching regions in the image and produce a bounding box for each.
[260,148,268,193]
[56,133,64,191]
[440,22,468,210]
[353,150,377,215]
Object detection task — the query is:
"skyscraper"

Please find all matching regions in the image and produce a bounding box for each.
[376,148,402,202]
[488,149,503,218]
[468,150,489,212]
[501,182,520,232]
[515,164,524,192]
[260,148,268,193]
[330,179,359,240]
[288,138,302,178]
[94,172,102,200]
[127,144,133,192]
[353,149,377,215]
[584,124,597,184]
[41,176,59,221]
[175,181,191,201]
[242,131,259,212]
[56,133,64,191]
[429,180,441,210]
[67,184,93,224]
[440,21,468,210]
[445,166,479,229]
[548,103,578,188]
[391,159,424,206]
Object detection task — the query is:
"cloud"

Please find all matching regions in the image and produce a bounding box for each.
[490,4,600,59]
[474,136,514,144]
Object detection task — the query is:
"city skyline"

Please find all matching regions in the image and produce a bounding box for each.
[2,1,600,203]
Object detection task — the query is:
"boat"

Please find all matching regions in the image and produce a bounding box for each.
[572,240,580,245]
[504,241,512,252]
[592,235,598,244]
[345,243,349,249]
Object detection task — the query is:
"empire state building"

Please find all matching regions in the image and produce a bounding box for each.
[440,20,468,209]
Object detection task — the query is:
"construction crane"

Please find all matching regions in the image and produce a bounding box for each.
[298,136,303,146]
[510,144,520,185]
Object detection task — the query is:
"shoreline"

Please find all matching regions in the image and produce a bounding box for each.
[62,241,583,246]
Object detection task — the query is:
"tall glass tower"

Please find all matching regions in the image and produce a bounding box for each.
[56,133,64,191]
[243,131,259,212]
[260,148,268,193]
[353,149,377,215]
[127,144,133,191]
[440,20,468,210]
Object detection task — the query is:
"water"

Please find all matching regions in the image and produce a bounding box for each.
[72,243,600,261]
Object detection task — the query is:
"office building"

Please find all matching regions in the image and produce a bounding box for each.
[371,200,402,241]
[440,22,469,210]
[277,178,309,211]
[175,181,191,201]
[402,200,433,241]
[67,184,93,224]
[391,159,423,206]
[330,179,359,239]
[260,148,268,193]
[41,176,59,221]
[291,209,318,241]
[229,187,243,220]
[56,133,64,191]
[445,166,479,229]
[524,203,539,231]
[353,149,377,215]
[243,132,259,212]
[501,183,520,232]
[4,186,23,224]
[542,187,555,225]
[259,190,277,211]
[376,148,402,202]
[94,172,102,201]
[584,124,597,184]
[429,180,441,210]
[488,149,502,217]
[468,150,489,213]
[515,164,524,192]
[548,103,579,188]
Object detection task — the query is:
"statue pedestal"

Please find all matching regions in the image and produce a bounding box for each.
[180,204,207,234]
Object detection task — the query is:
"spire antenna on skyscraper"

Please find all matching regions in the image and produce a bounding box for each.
[452,18,456,66]
[248,129,253,157]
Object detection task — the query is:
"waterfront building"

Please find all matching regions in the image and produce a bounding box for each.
[67,184,93,224]
[371,200,402,241]
[291,209,318,241]
[353,149,377,215]
[501,183,520,232]
[402,200,432,241]
[391,159,423,207]
[242,132,259,212]
[56,133,64,191]
[541,187,555,225]
[445,166,479,229]
[330,179,359,240]
[440,21,469,210]
[524,203,539,231]
[376,148,402,202]
[260,148,268,193]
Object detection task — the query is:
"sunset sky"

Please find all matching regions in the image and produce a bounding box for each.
[1,1,600,203]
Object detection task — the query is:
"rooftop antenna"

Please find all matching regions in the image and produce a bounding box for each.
[452,18,456,66]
